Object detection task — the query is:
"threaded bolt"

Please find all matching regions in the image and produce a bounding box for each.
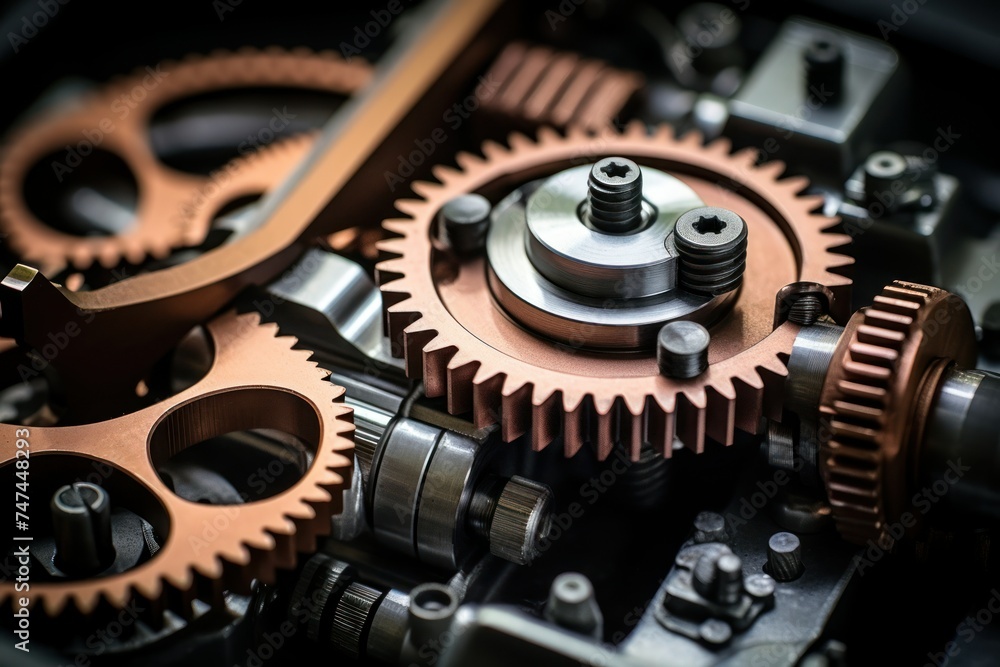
[587,157,643,234]
[674,207,748,296]
[788,294,823,326]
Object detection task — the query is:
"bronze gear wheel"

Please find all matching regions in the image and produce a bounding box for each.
[376,123,853,460]
[0,48,371,274]
[177,131,317,240]
[818,281,977,548]
[176,132,384,261]
[0,310,355,617]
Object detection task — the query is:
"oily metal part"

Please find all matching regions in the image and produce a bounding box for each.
[0,48,372,273]
[0,0,503,421]
[376,123,853,459]
[481,42,645,131]
[0,310,355,617]
[818,281,977,548]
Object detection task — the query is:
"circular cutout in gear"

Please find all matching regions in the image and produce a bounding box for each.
[0,311,355,617]
[376,124,853,460]
[0,48,371,274]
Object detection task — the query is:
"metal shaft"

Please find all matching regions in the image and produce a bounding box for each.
[51,482,114,576]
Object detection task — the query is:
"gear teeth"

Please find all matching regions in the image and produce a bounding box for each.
[395,198,426,217]
[676,394,707,453]
[0,48,369,274]
[707,383,737,446]
[411,180,438,198]
[624,119,648,138]
[473,371,505,429]
[455,151,486,171]
[780,175,810,195]
[757,160,786,179]
[432,164,462,183]
[733,146,761,168]
[423,337,457,394]
[445,357,477,415]
[532,391,562,451]
[819,281,976,547]
[500,382,532,441]
[379,123,850,461]
[536,126,563,143]
[481,140,508,160]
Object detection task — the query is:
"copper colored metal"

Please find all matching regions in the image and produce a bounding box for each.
[376,123,853,460]
[179,132,385,260]
[0,311,355,617]
[0,48,372,274]
[818,281,977,548]
[481,42,644,132]
[178,132,316,238]
[0,0,503,422]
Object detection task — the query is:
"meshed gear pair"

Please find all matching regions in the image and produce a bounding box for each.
[0,48,371,274]
[0,311,355,617]
[376,123,853,460]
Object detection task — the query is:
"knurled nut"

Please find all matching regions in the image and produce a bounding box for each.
[489,476,553,564]
[354,432,378,489]
[330,581,384,659]
[288,555,355,644]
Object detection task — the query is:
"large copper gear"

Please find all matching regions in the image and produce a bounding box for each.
[0,310,355,617]
[0,48,371,274]
[818,281,976,548]
[376,123,853,460]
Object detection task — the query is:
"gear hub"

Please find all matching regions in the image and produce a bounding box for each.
[377,124,852,459]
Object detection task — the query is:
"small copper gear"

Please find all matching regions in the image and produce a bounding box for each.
[0,48,371,274]
[818,281,976,548]
[377,123,852,459]
[0,310,355,617]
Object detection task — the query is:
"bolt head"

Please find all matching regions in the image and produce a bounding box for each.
[674,207,747,253]
[865,151,907,182]
[699,619,732,645]
[438,194,492,253]
[744,573,776,599]
[591,157,641,188]
[657,321,711,379]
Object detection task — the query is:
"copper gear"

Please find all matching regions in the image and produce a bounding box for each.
[177,131,384,260]
[0,47,371,274]
[0,310,355,617]
[376,123,853,460]
[818,281,976,548]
